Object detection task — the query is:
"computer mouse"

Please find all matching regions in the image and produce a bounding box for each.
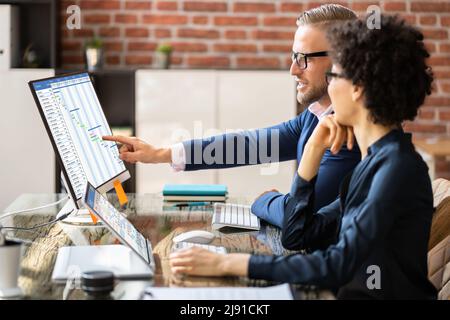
[172,230,215,244]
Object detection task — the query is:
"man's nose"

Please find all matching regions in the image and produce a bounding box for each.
[290,60,303,76]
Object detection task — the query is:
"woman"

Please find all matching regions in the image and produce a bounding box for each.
[170,15,437,299]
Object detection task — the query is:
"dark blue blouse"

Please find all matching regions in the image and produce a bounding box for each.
[249,130,437,299]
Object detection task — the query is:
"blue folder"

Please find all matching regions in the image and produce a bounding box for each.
[162,184,228,196]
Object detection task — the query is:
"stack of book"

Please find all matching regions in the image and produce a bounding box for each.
[162,184,228,203]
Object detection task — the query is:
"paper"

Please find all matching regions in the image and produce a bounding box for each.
[142,283,293,300]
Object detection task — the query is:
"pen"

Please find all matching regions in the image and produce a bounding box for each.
[172,202,212,208]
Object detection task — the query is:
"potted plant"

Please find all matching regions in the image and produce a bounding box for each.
[84,37,104,71]
[155,43,172,69]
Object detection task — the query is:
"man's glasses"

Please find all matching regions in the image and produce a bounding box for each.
[291,51,328,69]
[325,71,345,85]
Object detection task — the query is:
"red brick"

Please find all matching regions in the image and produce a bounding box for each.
[62,55,84,64]
[280,3,304,13]
[263,16,297,27]
[441,83,450,93]
[99,27,120,37]
[351,2,381,12]
[72,29,94,38]
[106,56,120,65]
[234,2,275,13]
[62,41,82,51]
[399,14,416,24]
[237,57,280,69]
[225,30,247,39]
[420,15,437,25]
[143,15,188,25]
[214,16,257,26]
[403,122,447,133]
[84,14,110,24]
[128,42,157,51]
[104,41,123,52]
[440,43,450,53]
[424,42,437,53]
[184,1,227,12]
[384,2,406,12]
[213,44,257,53]
[263,44,292,53]
[115,14,138,24]
[80,1,120,10]
[170,56,183,65]
[155,29,172,38]
[253,30,293,40]
[424,96,450,107]
[422,29,448,40]
[411,2,450,13]
[178,28,220,39]
[187,56,230,68]
[434,70,450,78]
[439,110,450,120]
[156,1,178,11]
[125,28,150,38]
[417,108,436,120]
[442,17,450,27]
[193,16,208,25]
[171,42,208,53]
[125,55,152,65]
[428,56,450,66]
[125,1,152,10]
[178,29,220,39]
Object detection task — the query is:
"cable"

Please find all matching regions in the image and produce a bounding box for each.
[0,210,73,233]
[0,196,69,221]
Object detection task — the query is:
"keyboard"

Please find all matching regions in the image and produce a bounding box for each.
[212,203,260,231]
[172,241,227,254]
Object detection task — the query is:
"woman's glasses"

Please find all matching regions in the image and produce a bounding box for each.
[325,71,345,85]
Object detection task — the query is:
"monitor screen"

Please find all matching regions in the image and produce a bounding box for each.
[29,72,128,205]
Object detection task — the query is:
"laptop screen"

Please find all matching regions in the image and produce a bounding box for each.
[84,183,151,265]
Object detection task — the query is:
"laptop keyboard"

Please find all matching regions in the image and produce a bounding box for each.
[172,241,227,254]
[212,203,260,231]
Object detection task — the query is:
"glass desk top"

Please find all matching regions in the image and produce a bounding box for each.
[1,193,335,300]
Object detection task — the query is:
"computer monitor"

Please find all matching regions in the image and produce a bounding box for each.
[28,72,130,221]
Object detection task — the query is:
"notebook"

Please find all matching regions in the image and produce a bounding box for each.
[163,184,228,202]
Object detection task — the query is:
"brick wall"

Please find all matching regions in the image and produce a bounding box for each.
[60,0,450,178]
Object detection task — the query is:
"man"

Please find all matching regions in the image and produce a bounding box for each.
[103,4,360,230]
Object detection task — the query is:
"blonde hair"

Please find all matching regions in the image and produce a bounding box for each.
[297,3,357,28]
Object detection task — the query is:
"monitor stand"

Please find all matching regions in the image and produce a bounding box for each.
[56,198,102,225]
[56,172,102,225]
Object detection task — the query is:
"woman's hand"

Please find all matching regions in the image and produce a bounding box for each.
[298,115,354,181]
[308,114,354,154]
[169,247,250,277]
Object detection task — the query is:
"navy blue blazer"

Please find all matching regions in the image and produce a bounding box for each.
[183,110,361,227]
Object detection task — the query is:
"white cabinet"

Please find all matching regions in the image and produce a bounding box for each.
[136,70,297,198]
[0,69,55,211]
[216,71,297,197]
[0,5,19,70]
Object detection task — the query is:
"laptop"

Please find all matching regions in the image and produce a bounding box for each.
[52,182,155,282]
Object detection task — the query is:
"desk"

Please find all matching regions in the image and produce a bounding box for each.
[1,193,335,300]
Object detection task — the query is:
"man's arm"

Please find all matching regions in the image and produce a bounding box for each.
[182,115,303,171]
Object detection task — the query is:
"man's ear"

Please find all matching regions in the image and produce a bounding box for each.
[352,84,364,103]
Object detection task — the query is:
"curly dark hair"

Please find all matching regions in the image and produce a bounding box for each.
[326,15,433,126]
